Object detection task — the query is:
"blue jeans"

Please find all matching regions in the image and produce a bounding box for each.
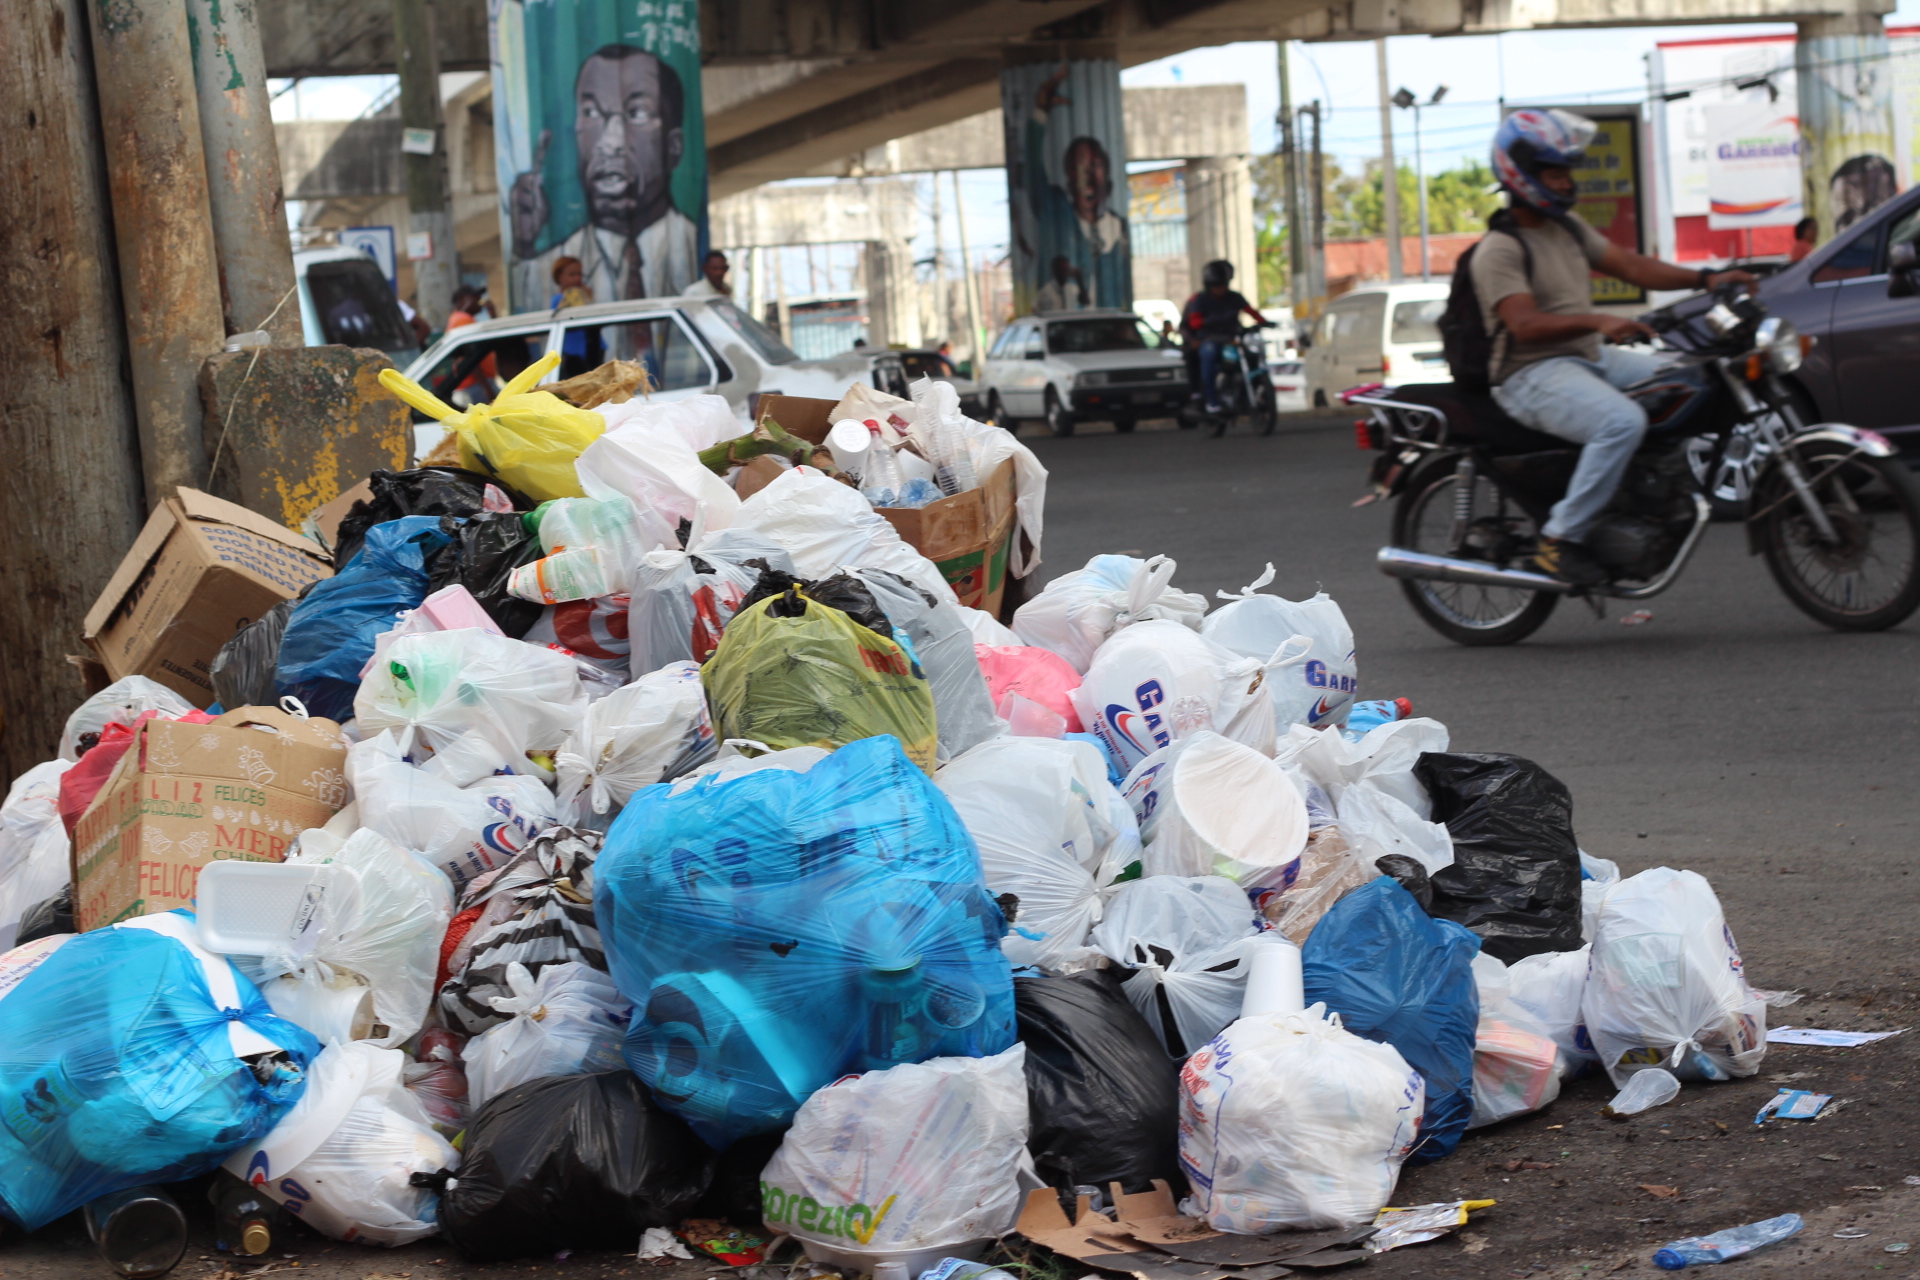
[1199,338,1230,407]
[1492,346,1668,542]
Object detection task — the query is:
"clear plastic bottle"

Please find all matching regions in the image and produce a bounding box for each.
[919,1260,1021,1280]
[83,1186,189,1279]
[1652,1213,1803,1269]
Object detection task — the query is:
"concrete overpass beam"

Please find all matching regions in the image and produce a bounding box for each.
[862,240,923,348]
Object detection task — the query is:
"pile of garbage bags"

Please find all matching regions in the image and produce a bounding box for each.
[0,366,1774,1272]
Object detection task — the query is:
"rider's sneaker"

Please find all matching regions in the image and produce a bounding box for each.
[1204,401,1224,414]
[1533,537,1607,586]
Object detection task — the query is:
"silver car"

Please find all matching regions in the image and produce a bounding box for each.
[978,309,1188,437]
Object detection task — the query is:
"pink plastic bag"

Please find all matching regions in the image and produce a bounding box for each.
[975,644,1084,733]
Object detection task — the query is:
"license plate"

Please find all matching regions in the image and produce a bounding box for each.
[1131,391,1163,404]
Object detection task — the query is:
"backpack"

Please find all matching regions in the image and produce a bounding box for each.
[1440,209,1533,395]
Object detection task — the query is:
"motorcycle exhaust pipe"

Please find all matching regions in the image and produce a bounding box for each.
[1375,546,1574,594]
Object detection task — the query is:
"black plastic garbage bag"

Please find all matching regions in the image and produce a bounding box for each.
[1415,752,1583,963]
[425,511,545,638]
[1015,969,1183,1195]
[332,467,528,568]
[737,567,893,639]
[1374,854,1434,909]
[14,887,73,945]
[438,1071,715,1262]
[210,598,296,711]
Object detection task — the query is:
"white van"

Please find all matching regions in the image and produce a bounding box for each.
[1303,281,1451,406]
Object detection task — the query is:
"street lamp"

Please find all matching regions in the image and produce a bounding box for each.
[1393,85,1448,280]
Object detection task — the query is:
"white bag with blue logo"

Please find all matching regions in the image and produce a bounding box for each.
[1070,620,1290,776]
[1200,567,1359,730]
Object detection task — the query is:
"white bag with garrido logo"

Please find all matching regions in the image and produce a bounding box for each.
[760,1046,1029,1266]
[1200,568,1359,730]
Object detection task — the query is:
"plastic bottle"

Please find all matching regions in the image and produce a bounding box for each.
[1652,1213,1803,1269]
[209,1169,288,1257]
[1341,697,1413,739]
[83,1186,188,1279]
[919,1260,1021,1280]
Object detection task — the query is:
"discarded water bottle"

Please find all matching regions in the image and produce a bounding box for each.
[919,1259,1021,1280]
[1343,697,1412,737]
[83,1186,188,1279]
[1652,1213,1803,1269]
[1606,1067,1681,1116]
[209,1169,288,1256]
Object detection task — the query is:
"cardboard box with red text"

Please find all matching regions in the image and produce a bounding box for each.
[72,707,349,931]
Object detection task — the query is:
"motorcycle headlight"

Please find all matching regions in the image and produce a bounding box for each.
[1756,316,1802,373]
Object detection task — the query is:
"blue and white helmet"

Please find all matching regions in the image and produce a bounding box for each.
[1491,109,1597,216]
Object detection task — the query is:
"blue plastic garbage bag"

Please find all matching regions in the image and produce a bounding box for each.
[1302,877,1480,1165]
[277,515,454,721]
[594,734,1017,1149]
[0,911,318,1230]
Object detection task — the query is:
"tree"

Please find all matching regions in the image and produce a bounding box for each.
[1250,153,1503,285]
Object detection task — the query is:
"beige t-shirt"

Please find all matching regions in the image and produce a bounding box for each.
[1471,211,1612,384]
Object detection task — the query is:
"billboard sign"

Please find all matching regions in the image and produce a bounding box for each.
[1704,101,1803,229]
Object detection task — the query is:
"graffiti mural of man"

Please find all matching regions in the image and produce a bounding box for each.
[508,44,699,306]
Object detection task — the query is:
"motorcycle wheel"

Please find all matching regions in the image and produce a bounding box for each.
[1254,380,1279,437]
[1685,421,1774,522]
[1757,442,1920,631]
[1391,457,1560,646]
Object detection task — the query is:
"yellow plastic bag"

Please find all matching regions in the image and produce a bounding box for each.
[378,351,605,502]
[703,587,939,772]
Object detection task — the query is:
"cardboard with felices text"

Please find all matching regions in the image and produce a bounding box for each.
[72,706,349,931]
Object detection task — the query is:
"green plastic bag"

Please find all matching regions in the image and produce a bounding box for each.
[703,587,938,772]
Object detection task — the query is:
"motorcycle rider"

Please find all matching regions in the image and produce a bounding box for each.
[1182,259,1268,413]
[1476,110,1754,584]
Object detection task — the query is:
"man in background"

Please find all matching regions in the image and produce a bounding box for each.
[687,249,733,298]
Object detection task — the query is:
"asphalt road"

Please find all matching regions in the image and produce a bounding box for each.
[7,414,1919,1280]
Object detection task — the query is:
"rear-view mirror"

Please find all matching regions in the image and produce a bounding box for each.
[1890,240,1918,298]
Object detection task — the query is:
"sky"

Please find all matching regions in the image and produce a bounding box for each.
[272,2,1920,293]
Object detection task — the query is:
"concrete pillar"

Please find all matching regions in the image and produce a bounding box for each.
[1,0,149,775]
[1796,11,1900,243]
[1185,156,1259,301]
[89,0,227,505]
[1001,55,1132,314]
[862,240,922,348]
[395,0,458,327]
[186,0,301,344]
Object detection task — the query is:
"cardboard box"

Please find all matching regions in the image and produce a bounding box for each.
[83,488,333,704]
[304,477,374,555]
[72,706,349,931]
[756,395,1020,614]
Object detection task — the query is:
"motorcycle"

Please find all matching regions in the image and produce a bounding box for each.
[1353,285,1920,645]
[1184,326,1279,438]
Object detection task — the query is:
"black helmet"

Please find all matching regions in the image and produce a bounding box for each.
[1202,259,1234,288]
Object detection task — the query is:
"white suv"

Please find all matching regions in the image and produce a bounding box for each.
[979,310,1188,436]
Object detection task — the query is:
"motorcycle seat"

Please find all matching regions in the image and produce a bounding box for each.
[1384,383,1574,456]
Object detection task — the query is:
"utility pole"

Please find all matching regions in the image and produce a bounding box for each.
[952,170,985,371]
[1277,41,1306,318]
[395,0,458,328]
[931,175,949,343]
[1306,102,1326,318]
[1375,38,1404,282]
[1393,85,1447,282]
[2,0,150,775]
[89,0,227,505]
[186,0,302,344]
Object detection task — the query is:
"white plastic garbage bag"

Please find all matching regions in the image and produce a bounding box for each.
[222,1041,458,1246]
[60,676,193,761]
[733,467,955,606]
[462,961,632,1110]
[598,391,746,452]
[1201,567,1359,729]
[1093,876,1259,1056]
[1013,554,1206,674]
[507,496,650,604]
[263,827,454,1049]
[1121,732,1307,887]
[935,737,1136,971]
[849,567,1001,762]
[523,596,634,685]
[960,607,1019,646]
[346,733,562,893]
[1506,944,1597,1070]
[576,399,742,541]
[1275,720,1454,876]
[1583,868,1766,1087]
[627,528,795,674]
[760,1046,1030,1263]
[1073,620,1284,773]
[0,761,73,951]
[354,628,586,779]
[1178,1006,1425,1231]
[555,661,714,824]
[1468,952,1566,1129]
[1579,851,1621,943]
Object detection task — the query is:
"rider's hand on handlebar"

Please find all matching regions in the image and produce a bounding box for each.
[1595,314,1657,344]
[1706,268,1759,291]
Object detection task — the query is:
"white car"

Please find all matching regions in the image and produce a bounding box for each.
[401,295,870,441]
[1269,359,1308,413]
[1303,281,1452,407]
[978,309,1188,437]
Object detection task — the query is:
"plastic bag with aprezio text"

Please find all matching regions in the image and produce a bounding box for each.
[1200,567,1359,730]
[1581,867,1766,1088]
[759,1046,1030,1260]
[1014,555,1207,675]
[221,1041,457,1247]
[0,911,317,1231]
